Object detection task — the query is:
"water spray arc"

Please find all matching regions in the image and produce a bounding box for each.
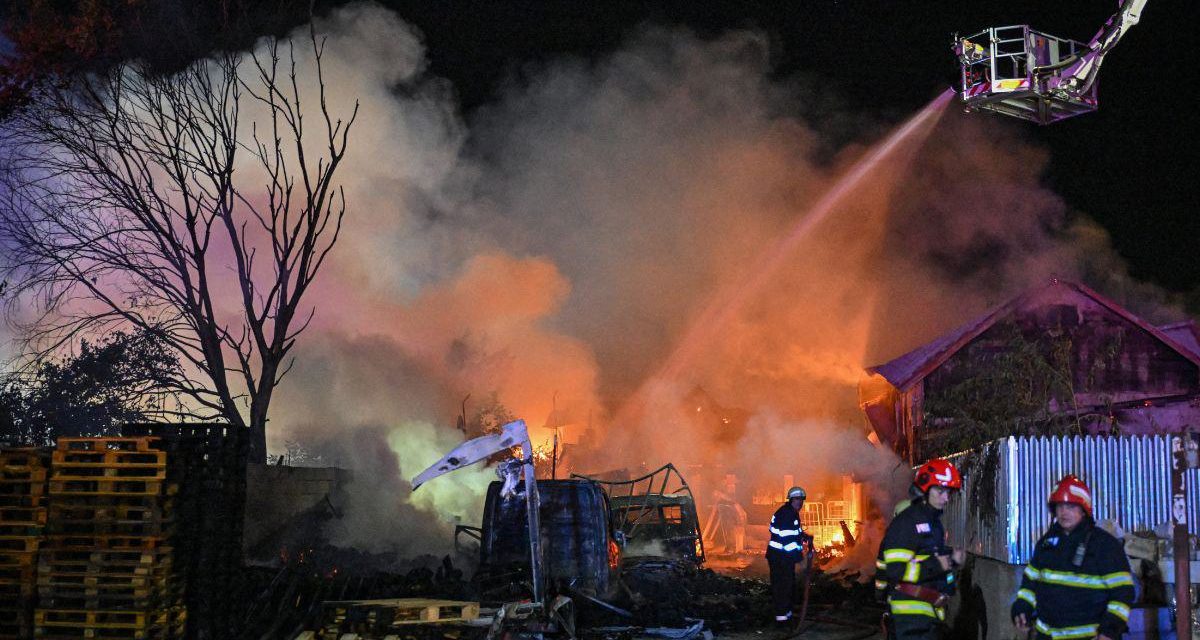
[614,88,956,425]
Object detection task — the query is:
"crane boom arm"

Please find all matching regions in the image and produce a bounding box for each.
[1050,0,1149,95]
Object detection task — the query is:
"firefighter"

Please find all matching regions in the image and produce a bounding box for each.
[1011,475,1134,640]
[875,459,965,640]
[767,486,813,622]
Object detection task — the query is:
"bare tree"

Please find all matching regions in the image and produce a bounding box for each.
[0,32,358,461]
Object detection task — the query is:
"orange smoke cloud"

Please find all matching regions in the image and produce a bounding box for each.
[258,4,1180,555]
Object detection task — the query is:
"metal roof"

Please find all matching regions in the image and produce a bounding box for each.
[866,280,1200,392]
[1159,320,1200,359]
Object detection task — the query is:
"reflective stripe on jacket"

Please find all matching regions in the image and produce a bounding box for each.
[766,503,807,562]
[874,499,954,615]
[1010,521,1134,639]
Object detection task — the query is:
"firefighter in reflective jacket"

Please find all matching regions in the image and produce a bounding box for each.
[1011,475,1134,640]
[767,486,813,622]
[875,459,966,640]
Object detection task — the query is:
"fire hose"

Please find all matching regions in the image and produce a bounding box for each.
[784,541,878,640]
[782,615,879,640]
[797,542,815,624]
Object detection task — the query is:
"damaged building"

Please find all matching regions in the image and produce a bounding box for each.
[859,279,1200,462]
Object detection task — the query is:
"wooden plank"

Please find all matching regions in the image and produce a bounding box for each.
[55,438,161,454]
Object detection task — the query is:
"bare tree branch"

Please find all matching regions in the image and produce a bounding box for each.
[0,31,356,461]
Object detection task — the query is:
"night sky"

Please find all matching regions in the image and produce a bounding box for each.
[3,1,1196,292]
[374,0,1198,295]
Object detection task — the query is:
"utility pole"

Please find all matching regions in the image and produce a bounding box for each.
[1171,432,1196,640]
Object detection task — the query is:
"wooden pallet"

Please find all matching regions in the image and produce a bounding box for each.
[48,479,173,497]
[37,571,173,589]
[51,465,167,482]
[0,550,37,568]
[36,581,181,598]
[35,584,184,608]
[0,563,36,583]
[0,607,32,640]
[34,626,185,640]
[0,448,48,468]
[0,537,39,553]
[38,547,172,566]
[0,580,35,599]
[52,449,166,469]
[0,466,47,483]
[48,522,174,538]
[49,503,171,522]
[322,598,481,627]
[0,522,43,537]
[36,560,175,579]
[55,438,161,454]
[34,608,180,628]
[0,506,47,526]
[0,494,46,509]
[38,625,183,637]
[45,496,175,513]
[36,563,174,580]
[41,535,169,551]
[0,480,46,498]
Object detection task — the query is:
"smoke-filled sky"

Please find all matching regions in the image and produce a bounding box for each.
[245,3,1188,551]
[1,2,1191,554]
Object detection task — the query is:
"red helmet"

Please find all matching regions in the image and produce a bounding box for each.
[1048,474,1093,517]
[913,458,962,492]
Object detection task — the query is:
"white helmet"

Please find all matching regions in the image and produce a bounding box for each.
[787,486,806,500]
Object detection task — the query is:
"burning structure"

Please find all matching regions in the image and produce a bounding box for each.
[860,279,1200,463]
[859,279,1200,640]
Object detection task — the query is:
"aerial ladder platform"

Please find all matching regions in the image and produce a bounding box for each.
[953,0,1148,124]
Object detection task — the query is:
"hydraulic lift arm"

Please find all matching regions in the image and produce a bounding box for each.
[1046,0,1150,98]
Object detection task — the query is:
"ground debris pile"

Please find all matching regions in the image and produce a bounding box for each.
[805,569,876,609]
[597,560,884,633]
[600,560,767,631]
[233,546,470,639]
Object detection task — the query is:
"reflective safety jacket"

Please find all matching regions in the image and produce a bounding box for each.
[1010,521,1134,640]
[874,500,954,619]
[766,503,808,562]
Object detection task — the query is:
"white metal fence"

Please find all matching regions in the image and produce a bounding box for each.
[944,435,1200,564]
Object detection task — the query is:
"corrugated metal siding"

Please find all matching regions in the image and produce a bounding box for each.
[944,435,1200,564]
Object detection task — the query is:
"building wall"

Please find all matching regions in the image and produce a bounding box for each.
[243,464,348,554]
[926,300,1200,408]
[914,295,1200,460]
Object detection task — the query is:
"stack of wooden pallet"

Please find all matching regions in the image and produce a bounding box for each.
[0,447,48,640]
[123,423,247,639]
[35,437,186,640]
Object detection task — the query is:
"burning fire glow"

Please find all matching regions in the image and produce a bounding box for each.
[156,6,1139,564]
